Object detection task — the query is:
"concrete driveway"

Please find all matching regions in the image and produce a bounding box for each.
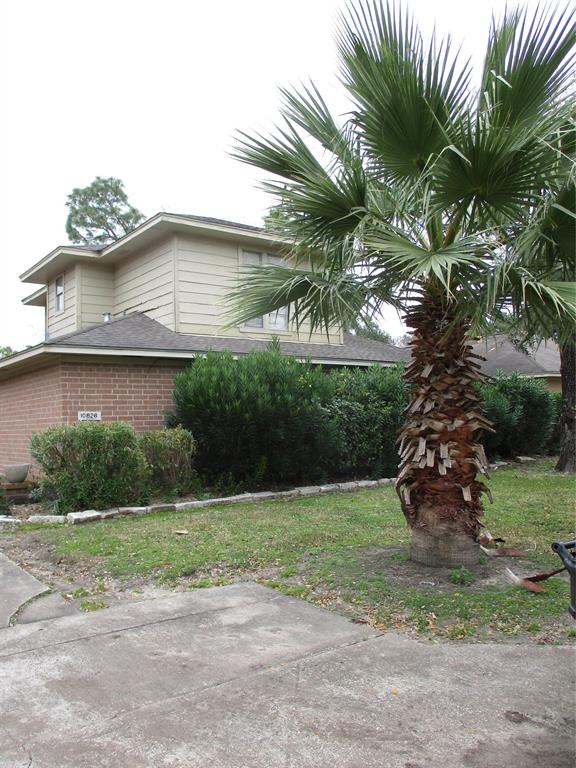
[0,582,574,767]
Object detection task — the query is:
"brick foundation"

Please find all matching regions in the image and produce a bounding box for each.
[0,359,188,466]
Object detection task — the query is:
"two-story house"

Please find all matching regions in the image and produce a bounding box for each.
[0,212,408,465]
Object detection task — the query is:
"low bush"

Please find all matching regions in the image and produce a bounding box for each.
[30,422,149,513]
[139,426,197,497]
[479,372,556,458]
[171,344,337,487]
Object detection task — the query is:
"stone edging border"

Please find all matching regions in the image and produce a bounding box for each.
[0,478,396,527]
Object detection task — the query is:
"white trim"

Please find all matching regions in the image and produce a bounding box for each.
[54,273,65,314]
[20,214,287,285]
[0,343,396,372]
[21,286,47,306]
[0,345,44,369]
[19,247,100,282]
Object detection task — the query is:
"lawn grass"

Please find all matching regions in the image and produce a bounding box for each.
[18,463,576,642]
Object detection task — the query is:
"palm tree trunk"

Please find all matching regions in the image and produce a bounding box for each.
[555,334,576,474]
[396,293,492,567]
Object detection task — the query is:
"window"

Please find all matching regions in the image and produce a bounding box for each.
[55,275,64,313]
[242,252,265,328]
[240,252,288,331]
[266,255,288,331]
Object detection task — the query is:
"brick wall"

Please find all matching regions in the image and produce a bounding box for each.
[0,359,188,467]
[0,364,63,466]
[60,361,186,431]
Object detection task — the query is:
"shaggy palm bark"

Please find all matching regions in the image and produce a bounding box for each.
[555,335,576,474]
[396,293,492,566]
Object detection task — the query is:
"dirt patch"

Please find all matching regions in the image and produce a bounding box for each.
[0,530,179,612]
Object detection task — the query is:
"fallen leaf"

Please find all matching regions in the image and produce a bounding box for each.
[173,530,189,536]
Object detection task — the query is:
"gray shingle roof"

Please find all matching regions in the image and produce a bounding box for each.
[45,313,409,365]
[472,335,560,377]
[164,213,265,234]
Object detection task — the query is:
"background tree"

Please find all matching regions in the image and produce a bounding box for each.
[0,346,14,358]
[65,177,145,247]
[350,317,394,344]
[228,2,576,566]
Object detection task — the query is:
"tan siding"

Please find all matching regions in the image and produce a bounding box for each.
[78,264,114,328]
[47,267,77,338]
[176,234,342,344]
[113,237,175,329]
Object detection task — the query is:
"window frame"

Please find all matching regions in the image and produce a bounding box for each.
[54,274,65,314]
[240,251,289,332]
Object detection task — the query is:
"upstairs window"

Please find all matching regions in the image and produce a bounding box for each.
[242,252,264,328]
[241,251,288,331]
[55,275,64,313]
[266,255,288,331]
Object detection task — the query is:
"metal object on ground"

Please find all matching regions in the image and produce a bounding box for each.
[552,540,576,619]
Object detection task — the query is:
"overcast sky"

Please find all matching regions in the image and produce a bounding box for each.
[0,0,544,350]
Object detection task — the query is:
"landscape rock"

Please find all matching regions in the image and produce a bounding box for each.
[516,456,536,463]
[66,510,101,525]
[147,503,176,513]
[356,480,379,489]
[27,515,66,525]
[297,486,322,496]
[0,516,21,526]
[99,509,121,520]
[205,494,254,506]
[247,492,277,501]
[337,481,359,491]
[318,484,339,493]
[117,506,150,516]
[174,500,209,510]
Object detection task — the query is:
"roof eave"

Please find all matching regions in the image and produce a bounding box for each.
[22,286,48,306]
[20,214,288,286]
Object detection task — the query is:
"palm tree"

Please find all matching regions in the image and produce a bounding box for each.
[227,2,576,566]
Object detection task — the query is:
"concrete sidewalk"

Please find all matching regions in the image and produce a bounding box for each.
[0,551,48,627]
[0,582,573,767]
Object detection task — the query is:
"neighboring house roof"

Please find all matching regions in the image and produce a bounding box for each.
[20,213,281,284]
[472,335,560,378]
[0,313,409,379]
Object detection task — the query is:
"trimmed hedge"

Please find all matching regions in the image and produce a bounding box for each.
[172,349,560,483]
[328,365,406,478]
[479,372,556,458]
[139,426,197,496]
[171,346,337,487]
[30,422,150,513]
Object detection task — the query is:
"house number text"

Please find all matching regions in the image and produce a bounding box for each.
[78,411,102,421]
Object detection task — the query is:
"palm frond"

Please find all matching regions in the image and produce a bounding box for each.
[364,224,487,293]
[338,0,471,179]
[225,263,371,337]
[480,4,576,127]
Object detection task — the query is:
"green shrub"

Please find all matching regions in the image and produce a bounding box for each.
[30,422,149,513]
[479,372,556,458]
[546,391,563,455]
[171,344,337,487]
[480,385,516,458]
[139,426,197,497]
[328,365,406,478]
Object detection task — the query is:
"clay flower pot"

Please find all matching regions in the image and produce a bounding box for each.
[1,464,30,483]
